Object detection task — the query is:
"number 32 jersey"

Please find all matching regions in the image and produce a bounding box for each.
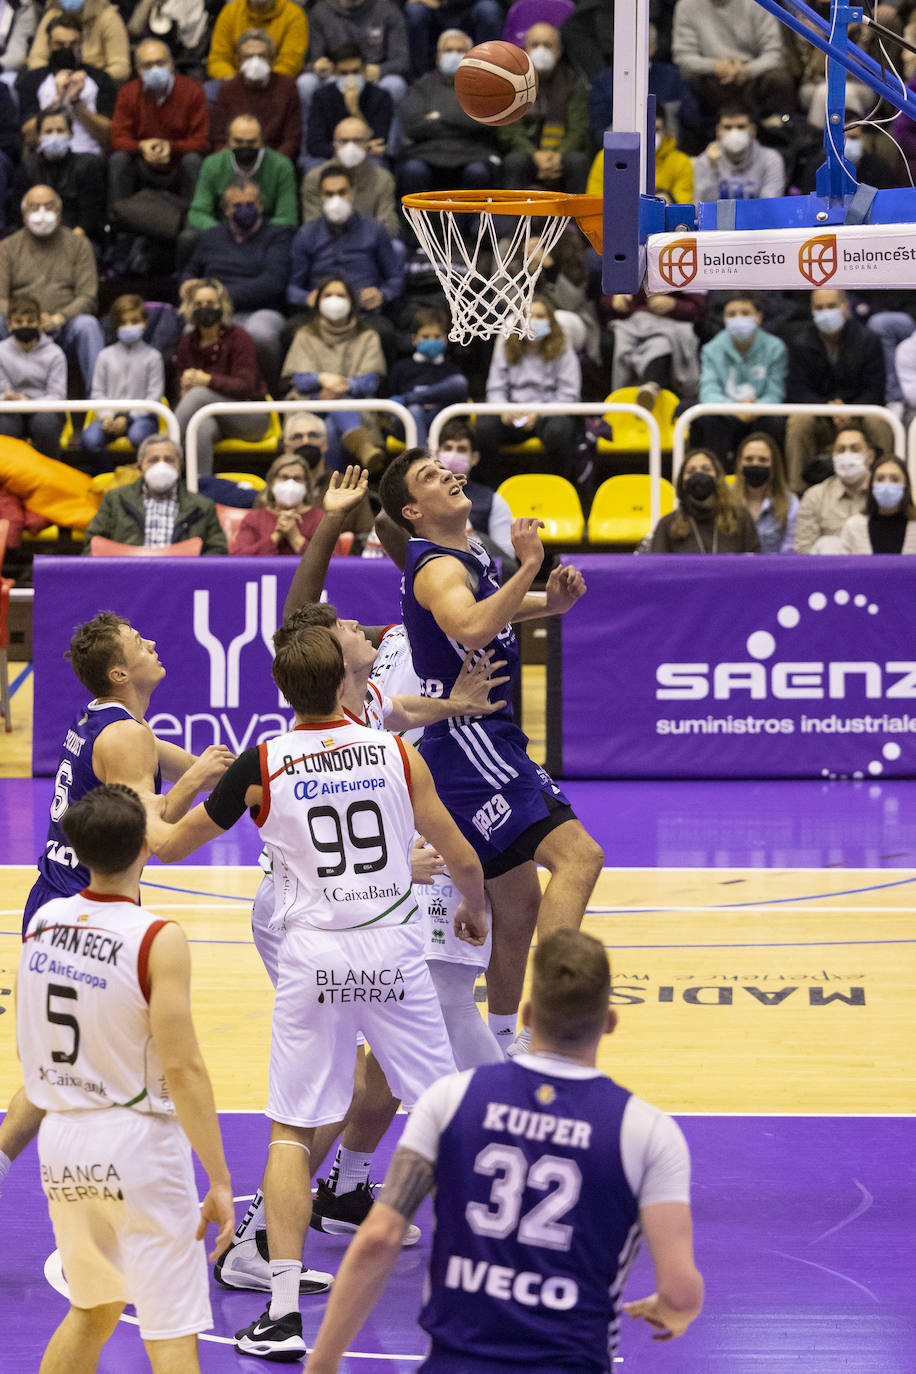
[252,718,418,934]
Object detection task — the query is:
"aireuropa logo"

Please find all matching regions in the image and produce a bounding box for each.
[656,236,698,289]
[799,233,837,287]
[193,574,280,708]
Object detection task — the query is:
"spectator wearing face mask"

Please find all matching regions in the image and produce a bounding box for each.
[278,410,376,532]
[27,0,130,82]
[403,0,501,81]
[13,105,105,242]
[733,430,798,553]
[692,102,785,202]
[500,24,589,194]
[0,184,104,390]
[587,113,694,207]
[187,115,299,231]
[84,435,228,551]
[212,30,301,158]
[18,15,116,159]
[650,448,761,553]
[691,291,787,466]
[387,307,468,446]
[305,43,393,168]
[671,0,794,129]
[793,426,874,554]
[840,455,916,554]
[397,29,499,194]
[232,452,324,554]
[436,417,516,567]
[108,40,209,211]
[0,291,67,460]
[207,0,307,83]
[302,117,400,239]
[299,0,408,127]
[784,288,894,492]
[80,295,165,473]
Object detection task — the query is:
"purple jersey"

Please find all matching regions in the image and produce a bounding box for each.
[419,1061,640,1372]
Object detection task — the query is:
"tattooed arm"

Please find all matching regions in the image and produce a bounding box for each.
[304,1147,436,1373]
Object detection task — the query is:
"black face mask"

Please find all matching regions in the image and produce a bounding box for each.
[233,146,259,171]
[48,46,79,71]
[741,464,770,489]
[801,455,834,488]
[684,472,717,501]
[192,305,221,329]
[11,326,40,343]
[293,443,323,470]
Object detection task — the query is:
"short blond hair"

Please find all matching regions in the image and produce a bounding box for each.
[180,277,234,326]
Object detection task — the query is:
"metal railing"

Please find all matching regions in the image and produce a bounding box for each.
[0,399,179,443]
[673,403,908,481]
[428,402,665,525]
[908,415,916,471]
[184,400,419,491]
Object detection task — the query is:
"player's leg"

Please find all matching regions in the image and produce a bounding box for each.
[427,959,504,1070]
[484,859,541,1047]
[533,819,605,938]
[38,1302,124,1374]
[144,1334,200,1374]
[0,1086,44,1182]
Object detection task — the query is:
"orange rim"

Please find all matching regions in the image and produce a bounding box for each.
[401,188,597,216]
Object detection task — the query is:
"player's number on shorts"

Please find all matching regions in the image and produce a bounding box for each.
[49,760,73,824]
[307,800,389,877]
[47,984,80,1065]
[466,1144,582,1252]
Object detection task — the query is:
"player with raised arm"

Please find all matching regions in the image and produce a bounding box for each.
[303,928,704,1374]
[17,784,235,1374]
[0,613,234,1203]
[145,623,489,1363]
[379,449,605,1055]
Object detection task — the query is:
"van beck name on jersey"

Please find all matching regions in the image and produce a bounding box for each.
[31,921,123,966]
[482,1101,593,1148]
[280,743,389,776]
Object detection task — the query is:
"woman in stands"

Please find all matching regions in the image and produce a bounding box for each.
[280,277,387,477]
[173,277,268,476]
[733,431,798,553]
[650,447,761,553]
[840,455,916,554]
[231,452,322,556]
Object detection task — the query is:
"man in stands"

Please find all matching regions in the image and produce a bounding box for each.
[212,29,301,158]
[84,435,228,553]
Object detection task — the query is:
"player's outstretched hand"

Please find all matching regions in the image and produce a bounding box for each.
[191,744,236,789]
[545,564,586,615]
[511,516,545,568]
[450,650,510,716]
[454,899,489,946]
[324,465,369,516]
[623,1293,680,1340]
[198,1180,235,1262]
[411,838,446,885]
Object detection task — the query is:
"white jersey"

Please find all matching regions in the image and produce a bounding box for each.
[257,717,418,934]
[18,891,173,1116]
[365,624,423,744]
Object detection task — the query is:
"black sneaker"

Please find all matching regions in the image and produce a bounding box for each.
[234,1307,306,1362]
[309,1178,420,1246]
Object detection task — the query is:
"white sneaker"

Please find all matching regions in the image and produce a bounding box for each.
[214,1230,333,1294]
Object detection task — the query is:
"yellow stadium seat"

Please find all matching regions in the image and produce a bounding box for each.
[587,474,676,546]
[213,403,282,459]
[498,434,544,457]
[22,524,60,542]
[214,471,267,490]
[496,474,584,545]
[596,387,678,454]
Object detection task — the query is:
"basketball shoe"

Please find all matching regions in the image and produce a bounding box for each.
[235,1307,307,1362]
[309,1178,421,1246]
[215,1228,333,1293]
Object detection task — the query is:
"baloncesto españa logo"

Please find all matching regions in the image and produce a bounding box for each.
[798,233,838,287]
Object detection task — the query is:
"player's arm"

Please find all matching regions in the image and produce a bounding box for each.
[284,465,370,617]
[413,518,546,650]
[624,1203,704,1339]
[146,749,263,862]
[402,743,487,943]
[385,649,509,731]
[513,564,587,621]
[146,920,234,1260]
[152,740,236,820]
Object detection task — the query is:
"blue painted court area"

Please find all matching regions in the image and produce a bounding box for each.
[5,1112,912,1372]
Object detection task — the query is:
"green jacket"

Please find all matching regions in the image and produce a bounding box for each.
[187,149,300,231]
[498,64,589,157]
[84,478,228,554]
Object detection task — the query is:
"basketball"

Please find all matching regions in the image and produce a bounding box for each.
[454,40,538,126]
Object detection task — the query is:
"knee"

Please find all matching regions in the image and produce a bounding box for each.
[179,152,202,176]
[68,314,104,343]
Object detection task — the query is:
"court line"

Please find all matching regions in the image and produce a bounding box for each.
[600,938,916,949]
[141,879,254,901]
[9,663,32,697]
[591,905,916,915]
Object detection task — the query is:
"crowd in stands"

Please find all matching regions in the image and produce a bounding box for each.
[1,0,916,565]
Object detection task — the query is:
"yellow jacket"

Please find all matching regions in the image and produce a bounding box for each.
[208,0,307,80]
[586,136,694,205]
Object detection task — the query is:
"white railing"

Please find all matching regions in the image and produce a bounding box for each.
[673,403,908,481]
[184,400,419,491]
[428,402,665,525]
[0,399,179,443]
[908,415,916,472]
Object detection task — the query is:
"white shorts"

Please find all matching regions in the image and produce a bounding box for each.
[39,1108,211,1341]
[416,871,492,972]
[252,873,281,988]
[267,923,455,1127]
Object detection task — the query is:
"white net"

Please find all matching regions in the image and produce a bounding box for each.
[402,199,571,345]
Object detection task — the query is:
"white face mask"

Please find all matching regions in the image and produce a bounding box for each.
[273,477,307,508]
[720,127,751,156]
[323,194,352,225]
[335,140,366,169]
[832,453,868,484]
[27,208,58,236]
[144,459,179,494]
[240,54,271,83]
[655,131,662,152]
[528,44,556,73]
[319,294,350,322]
[873,479,904,510]
[438,49,463,75]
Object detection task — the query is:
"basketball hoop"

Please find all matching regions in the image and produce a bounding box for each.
[401,189,603,345]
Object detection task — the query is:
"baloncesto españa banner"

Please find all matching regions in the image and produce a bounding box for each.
[559,557,916,779]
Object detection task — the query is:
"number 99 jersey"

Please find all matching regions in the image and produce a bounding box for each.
[255,718,419,934]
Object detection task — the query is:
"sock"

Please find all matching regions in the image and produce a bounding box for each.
[0,1151,11,1184]
[268,1260,302,1320]
[488,1012,517,1049]
[331,1146,372,1195]
[234,1187,265,1243]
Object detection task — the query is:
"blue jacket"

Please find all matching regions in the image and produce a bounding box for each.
[699,327,787,405]
[183,219,293,314]
[287,212,404,308]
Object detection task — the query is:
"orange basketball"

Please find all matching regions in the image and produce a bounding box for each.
[454,40,538,126]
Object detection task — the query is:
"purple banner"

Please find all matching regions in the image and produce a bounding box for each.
[33,557,402,775]
[560,556,916,778]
